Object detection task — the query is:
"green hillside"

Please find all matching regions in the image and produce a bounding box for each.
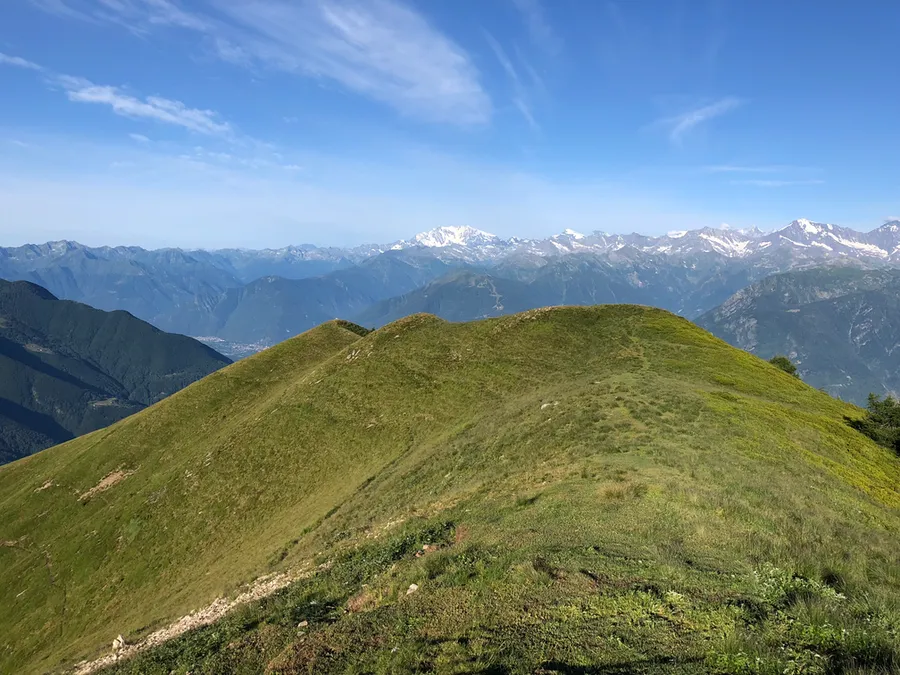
[0,280,230,464]
[0,307,898,674]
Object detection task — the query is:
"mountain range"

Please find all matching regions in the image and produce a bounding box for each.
[0,279,229,464]
[4,218,900,403]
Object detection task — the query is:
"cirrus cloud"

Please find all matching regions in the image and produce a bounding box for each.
[28,0,493,126]
[1,54,234,137]
[60,77,231,135]
[654,97,743,145]
[0,52,44,71]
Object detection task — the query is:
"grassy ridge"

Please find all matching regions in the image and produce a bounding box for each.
[1,306,898,673]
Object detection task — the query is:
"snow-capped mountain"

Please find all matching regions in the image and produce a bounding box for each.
[8,220,900,276]
[758,219,885,259]
[6,217,900,359]
[629,227,756,258]
[381,226,516,263]
[387,219,900,264]
[865,220,900,255]
[409,225,501,248]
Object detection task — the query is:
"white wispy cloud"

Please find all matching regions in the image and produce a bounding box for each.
[483,31,538,130]
[129,133,151,143]
[0,133,731,248]
[216,0,491,125]
[27,0,98,22]
[509,0,560,55]
[3,53,233,137]
[7,140,31,148]
[513,99,538,130]
[138,0,210,30]
[731,179,824,188]
[30,0,492,126]
[704,164,824,187]
[58,76,231,135]
[31,0,208,29]
[657,97,743,145]
[0,53,44,71]
[704,165,794,173]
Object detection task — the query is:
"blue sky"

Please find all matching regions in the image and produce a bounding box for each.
[1,0,898,248]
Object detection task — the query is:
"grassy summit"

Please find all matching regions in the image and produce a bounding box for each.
[0,306,898,674]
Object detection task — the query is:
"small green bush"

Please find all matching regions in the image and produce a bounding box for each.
[768,355,799,378]
[847,393,900,455]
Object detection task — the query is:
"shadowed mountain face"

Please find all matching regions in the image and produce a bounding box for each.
[0,280,230,464]
[0,244,458,348]
[355,253,759,328]
[698,267,900,403]
[0,307,897,674]
[159,251,458,344]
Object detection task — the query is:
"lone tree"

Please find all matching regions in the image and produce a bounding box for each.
[769,355,800,378]
[847,394,900,455]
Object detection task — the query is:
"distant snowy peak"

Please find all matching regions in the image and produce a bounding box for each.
[391,219,900,263]
[796,218,827,234]
[695,230,754,257]
[633,227,757,258]
[14,219,900,272]
[736,226,766,237]
[411,226,499,248]
[767,219,893,258]
[561,228,585,240]
[781,219,836,236]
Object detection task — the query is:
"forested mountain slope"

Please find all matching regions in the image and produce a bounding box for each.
[0,280,230,464]
[699,267,900,403]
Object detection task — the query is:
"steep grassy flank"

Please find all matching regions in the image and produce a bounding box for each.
[0,280,230,464]
[1,307,898,674]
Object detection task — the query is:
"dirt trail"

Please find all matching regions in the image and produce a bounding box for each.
[69,565,317,674]
[78,470,134,502]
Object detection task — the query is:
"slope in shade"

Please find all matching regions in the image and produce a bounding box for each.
[0,280,230,464]
[0,308,897,674]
